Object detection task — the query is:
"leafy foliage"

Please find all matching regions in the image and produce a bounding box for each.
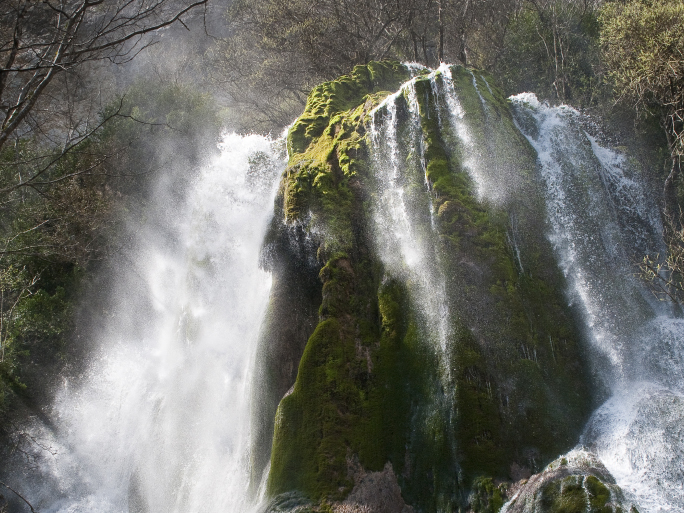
[601,0,684,303]
[99,81,224,199]
[600,0,684,155]
[494,1,604,106]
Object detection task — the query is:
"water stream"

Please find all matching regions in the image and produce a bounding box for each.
[2,133,284,513]
[511,93,684,512]
[368,74,452,355]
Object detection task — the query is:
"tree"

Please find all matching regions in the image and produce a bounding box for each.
[491,0,602,104]
[0,78,223,442]
[214,0,522,132]
[214,0,426,130]
[0,0,211,289]
[0,0,208,153]
[0,1,216,435]
[600,0,684,217]
[601,0,684,304]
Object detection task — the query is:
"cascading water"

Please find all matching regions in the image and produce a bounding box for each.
[368,75,452,354]
[370,65,684,512]
[366,62,523,355]
[367,70,464,510]
[4,62,682,513]
[511,93,684,512]
[2,133,284,512]
[445,67,533,211]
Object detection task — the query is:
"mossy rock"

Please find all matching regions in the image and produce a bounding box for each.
[470,477,507,513]
[263,61,594,512]
[504,451,639,513]
[287,61,409,157]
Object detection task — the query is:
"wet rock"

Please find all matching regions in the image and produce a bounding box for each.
[260,491,315,513]
[502,450,639,513]
[334,462,414,513]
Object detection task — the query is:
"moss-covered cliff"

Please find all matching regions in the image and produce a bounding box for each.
[254,61,594,512]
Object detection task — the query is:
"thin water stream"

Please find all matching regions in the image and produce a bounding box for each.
[368,75,452,354]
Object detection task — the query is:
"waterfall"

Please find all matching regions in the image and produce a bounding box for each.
[2,133,285,513]
[3,64,683,513]
[511,93,684,512]
[368,75,452,354]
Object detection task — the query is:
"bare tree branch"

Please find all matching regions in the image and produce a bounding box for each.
[0,481,36,513]
[0,0,208,151]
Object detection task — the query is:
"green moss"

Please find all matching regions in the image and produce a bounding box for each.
[355,280,412,470]
[470,477,506,513]
[267,61,593,511]
[406,66,592,485]
[535,474,614,513]
[585,475,612,513]
[282,63,410,256]
[267,255,444,504]
[540,476,587,513]
[287,62,409,157]
[268,317,356,499]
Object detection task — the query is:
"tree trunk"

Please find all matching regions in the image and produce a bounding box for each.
[422,36,429,66]
[438,0,445,63]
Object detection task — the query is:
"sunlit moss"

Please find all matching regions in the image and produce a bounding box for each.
[267,61,593,512]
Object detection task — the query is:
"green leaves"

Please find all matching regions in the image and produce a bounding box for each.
[602,0,684,300]
[600,0,684,152]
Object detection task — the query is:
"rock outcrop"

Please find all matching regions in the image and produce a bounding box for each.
[254,61,595,512]
[503,450,639,513]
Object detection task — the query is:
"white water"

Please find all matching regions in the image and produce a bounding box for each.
[437,65,523,208]
[365,62,515,356]
[368,75,452,354]
[511,93,684,512]
[437,66,484,199]
[5,133,284,513]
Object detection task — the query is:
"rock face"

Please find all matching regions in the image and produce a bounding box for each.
[502,450,639,513]
[253,62,595,512]
[336,461,414,513]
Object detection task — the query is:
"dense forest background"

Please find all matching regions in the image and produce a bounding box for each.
[0,0,682,466]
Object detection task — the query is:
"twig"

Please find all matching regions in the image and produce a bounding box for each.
[0,481,36,513]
